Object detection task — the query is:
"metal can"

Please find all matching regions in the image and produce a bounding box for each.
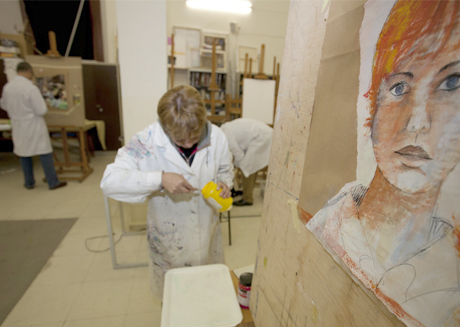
[237,272,253,309]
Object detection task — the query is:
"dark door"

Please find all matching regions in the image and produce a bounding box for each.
[82,63,122,150]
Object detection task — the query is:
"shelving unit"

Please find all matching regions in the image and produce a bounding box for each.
[191,71,227,117]
[190,69,226,98]
[167,28,232,124]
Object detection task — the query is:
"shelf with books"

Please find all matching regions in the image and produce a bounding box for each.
[189,70,227,102]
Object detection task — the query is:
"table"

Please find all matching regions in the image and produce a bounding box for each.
[231,271,255,327]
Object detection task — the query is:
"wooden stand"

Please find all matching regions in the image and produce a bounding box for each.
[169,34,175,89]
[48,125,94,182]
[226,94,242,119]
[204,42,229,124]
[241,53,249,85]
[254,44,268,80]
[248,58,253,77]
[46,31,61,57]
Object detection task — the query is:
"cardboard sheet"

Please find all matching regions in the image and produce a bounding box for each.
[297,2,363,217]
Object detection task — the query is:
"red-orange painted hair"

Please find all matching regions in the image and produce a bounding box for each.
[367,0,460,127]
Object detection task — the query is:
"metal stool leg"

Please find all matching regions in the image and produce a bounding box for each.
[219,211,232,246]
[104,195,148,269]
[228,210,231,246]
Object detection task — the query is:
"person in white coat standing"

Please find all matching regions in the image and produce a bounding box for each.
[220,118,273,206]
[100,85,234,300]
[0,62,66,190]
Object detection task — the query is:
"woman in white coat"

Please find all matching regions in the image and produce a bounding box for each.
[100,85,233,300]
[220,118,273,206]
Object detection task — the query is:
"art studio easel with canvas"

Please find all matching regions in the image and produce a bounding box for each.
[26,32,94,182]
[241,44,277,126]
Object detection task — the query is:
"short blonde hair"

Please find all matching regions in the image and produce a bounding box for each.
[158,85,207,141]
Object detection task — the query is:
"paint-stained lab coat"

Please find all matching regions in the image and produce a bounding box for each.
[0,75,52,157]
[100,121,233,299]
[220,118,273,177]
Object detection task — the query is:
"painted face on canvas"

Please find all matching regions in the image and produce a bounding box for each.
[372,27,460,194]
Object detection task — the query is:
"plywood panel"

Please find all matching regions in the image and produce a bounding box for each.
[251,0,404,326]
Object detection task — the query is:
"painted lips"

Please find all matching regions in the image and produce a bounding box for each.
[395,145,432,162]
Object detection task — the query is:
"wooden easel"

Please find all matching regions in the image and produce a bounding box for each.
[48,125,94,182]
[46,31,61,57]
[204,42,228,124]
[254,44,268,80]
[41,32,93,182]
[225,93,242,120]
[169,34,175,89]
[240,53,249,86]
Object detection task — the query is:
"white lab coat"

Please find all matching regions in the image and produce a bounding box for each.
[100,121,233,299]
[0,75,52,157]
[220,118,273,177]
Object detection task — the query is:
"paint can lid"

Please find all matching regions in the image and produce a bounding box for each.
[239,272,253,286]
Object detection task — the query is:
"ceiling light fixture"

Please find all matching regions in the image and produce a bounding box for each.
[186,0,252,14]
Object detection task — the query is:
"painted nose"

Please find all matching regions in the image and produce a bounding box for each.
[407,101,431,134]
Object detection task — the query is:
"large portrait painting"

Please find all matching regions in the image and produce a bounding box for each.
[306,0,460,326]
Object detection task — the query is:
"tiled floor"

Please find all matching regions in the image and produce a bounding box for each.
[0,151,262,327]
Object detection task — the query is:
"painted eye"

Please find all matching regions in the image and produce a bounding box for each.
[389,82,409,96]
[437,74,460,91]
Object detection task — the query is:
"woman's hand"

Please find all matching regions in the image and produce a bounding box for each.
[216,182,231,198]
[162,172,196,194]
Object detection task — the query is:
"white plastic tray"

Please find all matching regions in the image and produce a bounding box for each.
[161,264,243,327]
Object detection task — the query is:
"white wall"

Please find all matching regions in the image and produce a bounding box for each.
[100,0,117,64]
[116,0,168,142]
[0,0,23,35]
[167,0,289,94]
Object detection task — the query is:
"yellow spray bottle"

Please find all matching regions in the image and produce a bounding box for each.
[201,181,233,212]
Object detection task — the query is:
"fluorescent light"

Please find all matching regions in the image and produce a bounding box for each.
[186,0,252,14]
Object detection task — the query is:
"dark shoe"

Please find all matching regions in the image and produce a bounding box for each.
[25,184,35,190]
[233,199,253,206]
[231,188,243,198]
[50,181,67,190]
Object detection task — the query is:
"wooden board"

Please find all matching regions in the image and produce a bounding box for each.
[250,1,405,326]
